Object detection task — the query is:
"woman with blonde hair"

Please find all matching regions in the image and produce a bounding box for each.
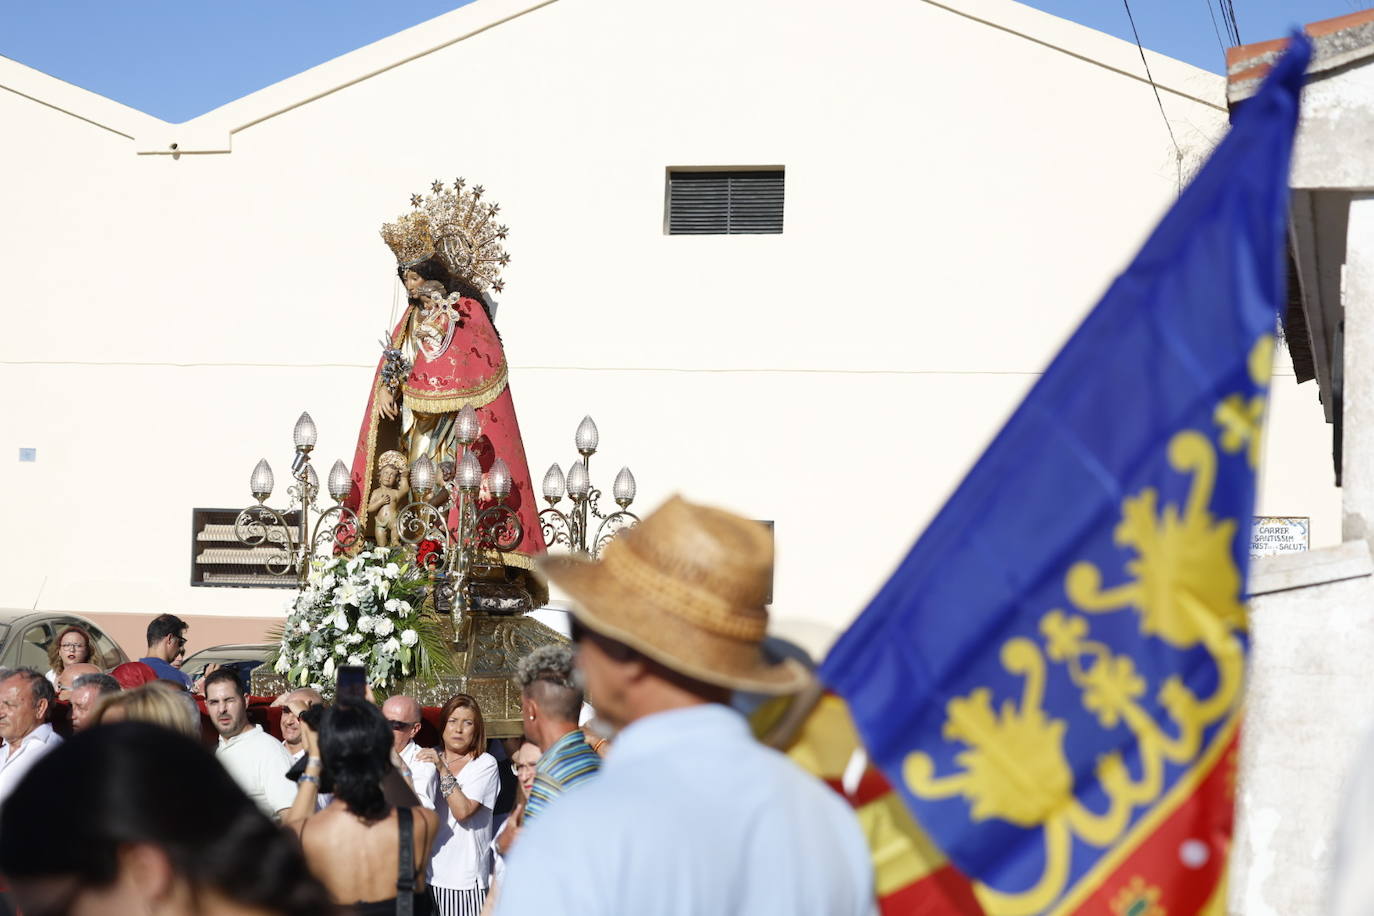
[415,694,500,915]
[45,625,97,686]
[91,681,201,740]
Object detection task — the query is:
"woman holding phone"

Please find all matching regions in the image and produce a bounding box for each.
[415,694,500,915]
[286,698,439,914]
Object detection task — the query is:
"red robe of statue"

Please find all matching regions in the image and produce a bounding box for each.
[345,295,546,588]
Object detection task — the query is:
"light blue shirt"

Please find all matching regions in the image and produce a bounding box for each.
[496,703,875,916]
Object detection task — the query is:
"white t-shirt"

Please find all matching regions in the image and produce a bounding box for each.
[400,741,438,811]
[216,724,297,818]
[428,752,500,891]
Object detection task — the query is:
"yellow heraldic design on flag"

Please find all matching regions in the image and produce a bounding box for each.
[1215,336,1276,469]
[1065,428,1246,647]
[899,334,1273,916]
[904,640,1073,829]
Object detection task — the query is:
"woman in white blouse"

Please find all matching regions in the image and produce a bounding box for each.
[416,693,500,916]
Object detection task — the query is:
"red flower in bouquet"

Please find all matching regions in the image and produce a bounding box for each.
[417,539,443,570]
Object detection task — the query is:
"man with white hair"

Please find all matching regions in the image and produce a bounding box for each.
[70,673,120,731]
[517,644,601,822]
[381,694,436,808]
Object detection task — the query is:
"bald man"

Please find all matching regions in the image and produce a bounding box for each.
[56,663,100,701]
[382,694,436,809]
[271,688,323,761]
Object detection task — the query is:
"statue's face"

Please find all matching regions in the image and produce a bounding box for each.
[403,269,424,294]
[379,466,399,487]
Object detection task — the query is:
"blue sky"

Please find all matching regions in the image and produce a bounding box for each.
[0,0,1365,123]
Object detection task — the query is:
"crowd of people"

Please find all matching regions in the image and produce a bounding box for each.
[0,497,877,915]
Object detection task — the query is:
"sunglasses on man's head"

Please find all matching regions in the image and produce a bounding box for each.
[388,719,417,731]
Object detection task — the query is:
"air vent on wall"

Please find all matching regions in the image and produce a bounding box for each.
[667,169,784,235]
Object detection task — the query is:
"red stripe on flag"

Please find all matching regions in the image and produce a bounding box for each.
[880,863,986,916]
[1065,726,1239,914]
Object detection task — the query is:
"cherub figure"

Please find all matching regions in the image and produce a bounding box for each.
[429,459,456,514]
[370,450,409,547]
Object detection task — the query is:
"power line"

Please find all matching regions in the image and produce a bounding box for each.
[1221,0,1242,46]
[1121,0,1183,193]
[1202,0,1227,57]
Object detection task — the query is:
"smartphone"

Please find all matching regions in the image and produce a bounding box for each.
[336,665,367,702]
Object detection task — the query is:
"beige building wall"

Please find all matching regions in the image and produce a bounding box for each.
[0,0,1339,647]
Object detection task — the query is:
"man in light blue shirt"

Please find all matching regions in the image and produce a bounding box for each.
[496,496,874,916]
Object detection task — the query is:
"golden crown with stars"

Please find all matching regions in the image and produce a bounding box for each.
[379,179,511,293]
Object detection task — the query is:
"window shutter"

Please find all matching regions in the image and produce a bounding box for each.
[668,170,784,235]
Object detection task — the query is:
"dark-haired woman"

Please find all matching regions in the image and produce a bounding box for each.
[287,700,439,915]
[415,694,500,915]
[0,722,335,916]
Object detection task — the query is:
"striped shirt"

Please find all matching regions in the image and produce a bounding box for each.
[524,729,601,823]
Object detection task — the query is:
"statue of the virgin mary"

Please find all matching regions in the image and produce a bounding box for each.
[345,179,546,604]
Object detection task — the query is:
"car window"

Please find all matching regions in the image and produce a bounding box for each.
[19,625,53,673]
[85,626,124,669]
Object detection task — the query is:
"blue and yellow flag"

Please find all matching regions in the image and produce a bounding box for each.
[820,35,1310,916]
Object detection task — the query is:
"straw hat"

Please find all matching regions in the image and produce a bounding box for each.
[538,495,811,695]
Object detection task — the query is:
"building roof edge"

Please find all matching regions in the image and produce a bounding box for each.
[139,0,558,154]
[0,54,168,141]
[921,0,1226,111]
[1227,9,1374,106]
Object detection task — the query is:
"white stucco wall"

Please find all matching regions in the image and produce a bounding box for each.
[0,0,1339,637]
[1232,546,1374,915]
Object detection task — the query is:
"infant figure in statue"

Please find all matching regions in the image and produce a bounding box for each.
[411,280,460,362]
[369,450,409,548]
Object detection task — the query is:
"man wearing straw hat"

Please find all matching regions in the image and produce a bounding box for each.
[495,496,874,915]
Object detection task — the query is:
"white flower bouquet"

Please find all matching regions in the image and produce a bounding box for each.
[267,547,453,691]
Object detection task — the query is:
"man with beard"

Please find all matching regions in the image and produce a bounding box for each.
[206,668,295,821]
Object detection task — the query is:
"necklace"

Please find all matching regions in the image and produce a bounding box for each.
[443,749,474,771]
